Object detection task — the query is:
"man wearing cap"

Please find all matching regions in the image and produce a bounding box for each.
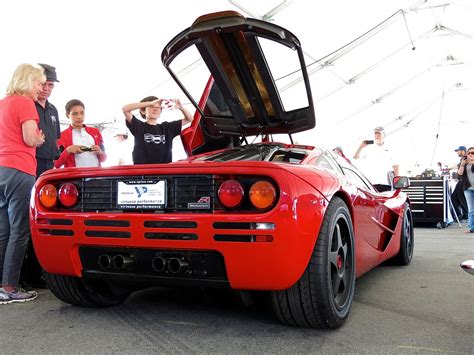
[35,63,60,177]
[451,146,468,220]
[353,126,400,191]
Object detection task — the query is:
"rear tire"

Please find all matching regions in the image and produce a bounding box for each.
[394,203,414,265]
[44,272,128,307]
[271,197,355,329]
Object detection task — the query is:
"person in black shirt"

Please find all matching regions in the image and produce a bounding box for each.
[451,146,469,220]
[122,96,193,164]
[35,63,60,177]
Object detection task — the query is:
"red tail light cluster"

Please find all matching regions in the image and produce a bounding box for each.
[39,183,79,209]
[218,178,277,210]
[218,180,244,208]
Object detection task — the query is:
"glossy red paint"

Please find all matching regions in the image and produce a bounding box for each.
[31,162,329,290]
[180,76,213,155]
[30,153,409,290]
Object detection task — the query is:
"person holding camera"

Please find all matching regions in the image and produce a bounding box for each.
[457,146,474,233]
[122,96,193,165]
[54,99,106,168]
[450,146,469,220]
[353,126,399,191]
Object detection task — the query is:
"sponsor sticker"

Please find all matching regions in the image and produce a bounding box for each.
[117,180,166,209]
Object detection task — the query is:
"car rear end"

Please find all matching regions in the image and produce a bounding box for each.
[30,162,327,291]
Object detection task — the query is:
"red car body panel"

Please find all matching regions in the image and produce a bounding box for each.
[31,162,325,290]
[31,155,407,290]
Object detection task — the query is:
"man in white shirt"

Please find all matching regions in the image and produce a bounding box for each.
[110,130,133,166]
[353,126,399,190]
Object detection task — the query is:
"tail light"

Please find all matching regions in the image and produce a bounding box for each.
[39,184,57,208]
[218,180,244,208]
[249,181,276,209]
[58,183,78,207]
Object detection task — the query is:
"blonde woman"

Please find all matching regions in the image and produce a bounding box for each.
[0,64,45,304]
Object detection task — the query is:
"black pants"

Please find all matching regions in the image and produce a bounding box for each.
[36,158,54,178]
[451,180,468,218]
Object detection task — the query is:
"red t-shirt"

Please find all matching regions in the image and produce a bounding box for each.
[0,95,40,176]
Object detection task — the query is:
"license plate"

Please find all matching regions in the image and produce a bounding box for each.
[117,180,166,209]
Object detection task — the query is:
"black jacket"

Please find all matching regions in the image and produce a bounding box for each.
[35,100,61,160]
[460,164,473,190]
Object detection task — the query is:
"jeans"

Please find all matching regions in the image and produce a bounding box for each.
[452,180,468,218]
[464,188,474,232]
[0,167,35,287]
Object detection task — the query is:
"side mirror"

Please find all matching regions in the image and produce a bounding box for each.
[460,260,474,275]
[393,176,410,189]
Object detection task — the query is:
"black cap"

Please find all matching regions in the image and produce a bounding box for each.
[38,63,59,82]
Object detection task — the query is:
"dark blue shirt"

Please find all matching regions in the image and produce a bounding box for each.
[35,100,60,160]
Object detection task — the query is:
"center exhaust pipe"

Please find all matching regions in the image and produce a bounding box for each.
[151,256,167,272]
[98,254,112,269]
[168,257,190,274]
[112,254,134,270]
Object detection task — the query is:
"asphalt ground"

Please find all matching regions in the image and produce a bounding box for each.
[1,223,473,354]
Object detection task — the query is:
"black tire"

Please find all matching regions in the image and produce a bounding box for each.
[393,203,414,265]
[43,272,128,307]
[271,196,355,329]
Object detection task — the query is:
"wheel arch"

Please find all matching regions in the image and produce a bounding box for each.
[331,190,354,225]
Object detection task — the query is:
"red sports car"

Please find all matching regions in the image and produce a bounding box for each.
[30,11,413,329]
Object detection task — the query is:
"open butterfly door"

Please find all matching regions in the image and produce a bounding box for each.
[164,11,315,157]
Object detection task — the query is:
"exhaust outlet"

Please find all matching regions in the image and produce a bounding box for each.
[168,257,190,274]
[98,254,112,269]
[151,256,167,272]
[112,254,134,270]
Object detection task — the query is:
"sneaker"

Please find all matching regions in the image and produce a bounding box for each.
[0,288,11,305]
[0,287,37,304]
[465,230,474,234]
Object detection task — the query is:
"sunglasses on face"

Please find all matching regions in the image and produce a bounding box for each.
[468,152,474,155]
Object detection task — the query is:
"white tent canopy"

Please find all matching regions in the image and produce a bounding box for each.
[1,0,472,172]
[147,0,474,172]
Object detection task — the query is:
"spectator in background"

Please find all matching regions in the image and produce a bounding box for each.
[457,146,474,233]
[112,130,132,166]
[333,146,351,164]
[353,126,399,191]
[0,64,45,304]
[21,64,61,289]
[122,96,193,164]
[35,63,60,177]
[450,146,468,220]
[55,99,106,168]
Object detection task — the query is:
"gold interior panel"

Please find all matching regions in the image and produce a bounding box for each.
[235,32,275,116]
[207,33,254,119]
